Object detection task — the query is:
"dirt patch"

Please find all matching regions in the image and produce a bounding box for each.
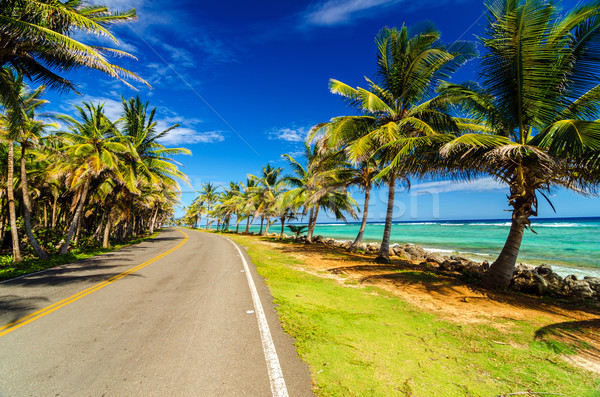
[258,237,600,374]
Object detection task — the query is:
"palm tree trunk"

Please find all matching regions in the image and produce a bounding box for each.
[481,217,527,289]
[245,216,253,234]
[258,216,264,235]
[93,212,105,241]
[0,191,6,246]
[60,177,91,255]
[263,217,271,235]
[349,187,371,252]
[306,206,319,243]
[149,205,159,234]
[376,179,396,263]
[73,213,82,246]
[102,213,112,248]
[7,141,22,262]
[51,196,58,229]
[279,216,286,240]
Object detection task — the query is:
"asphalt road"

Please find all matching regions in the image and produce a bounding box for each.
[0,228,313,396]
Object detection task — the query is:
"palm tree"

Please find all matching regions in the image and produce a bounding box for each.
[432,0,600,289]
[198,182,219,229]
[0,71,54,260]
[0,0,146,95]
[57,102,127,254]
[248,164,285,236]
[328,25,476,262]
[282,143,358,242]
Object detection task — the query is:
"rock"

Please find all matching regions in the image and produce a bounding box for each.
[481,261,490,271]
[533,264,563,293]
[324,238,336,246]
[584,277,600,294]
[439,260,462,272]
[515,263,535,272]
[462,262,486,279]
[425,254,445,265]
[313,235,325,244]
[563,275,595,299]
[366,243,380,254]
[390,246,404,257]
[450,255,471,263]
[358,243,367,251]
[535,264,553,276]
[402,244,427,260]
[510,269,548,296]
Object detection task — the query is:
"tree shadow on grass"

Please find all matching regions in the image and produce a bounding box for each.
[535,318,600,362]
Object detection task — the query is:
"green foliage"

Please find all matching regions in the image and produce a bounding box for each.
[227,234,598,396]
[287,224,308,236]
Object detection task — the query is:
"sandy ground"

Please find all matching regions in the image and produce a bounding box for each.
[257,238,600,374]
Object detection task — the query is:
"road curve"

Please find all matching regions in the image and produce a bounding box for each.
[0,228,313,396]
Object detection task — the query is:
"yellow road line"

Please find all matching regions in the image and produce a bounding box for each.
[0,229,189,338]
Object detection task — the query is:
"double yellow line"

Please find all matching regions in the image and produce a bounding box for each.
[0,229,189,338]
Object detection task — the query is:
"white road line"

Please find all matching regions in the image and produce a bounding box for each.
[228,239,289,397]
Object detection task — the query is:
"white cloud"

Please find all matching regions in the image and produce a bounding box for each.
[267,127,309,142]
[60,95,223,146]
[303,0,402,26]
[62,95,123,121]
[411,177,507,195]
[156,127,225,145]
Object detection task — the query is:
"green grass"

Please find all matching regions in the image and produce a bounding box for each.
[224,233,600,397]
[0,231,161,281]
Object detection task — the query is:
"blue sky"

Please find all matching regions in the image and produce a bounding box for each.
[42,0,600,222]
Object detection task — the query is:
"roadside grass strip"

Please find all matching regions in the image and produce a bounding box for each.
[223,234,600,397]
[0,229,189,338]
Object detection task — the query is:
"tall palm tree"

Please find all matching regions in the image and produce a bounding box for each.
[0,0,146,95]
[198,182,219,229]
[57,102,127,254]
[248,164,285,236]
[0,71,53,260]
[328,25,476,262]
[432,0,600,289]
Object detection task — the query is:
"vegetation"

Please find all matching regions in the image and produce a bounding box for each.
[0,1,188,273]
[223,233,599,396]
[189,0,600,293]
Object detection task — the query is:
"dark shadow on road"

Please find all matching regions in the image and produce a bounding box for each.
[2,271,143,288]
[0,295,50,324]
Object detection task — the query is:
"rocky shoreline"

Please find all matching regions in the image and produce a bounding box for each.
[262,233,600,300]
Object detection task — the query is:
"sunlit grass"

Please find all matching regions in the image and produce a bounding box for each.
[224,233,599,396]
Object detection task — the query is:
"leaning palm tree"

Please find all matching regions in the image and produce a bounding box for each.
[431,0,600,289]
[0,0,146,95]
[328,25,476,262]
[56,102,128,254]
[0,71,53,260]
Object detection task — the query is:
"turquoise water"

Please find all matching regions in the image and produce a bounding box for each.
[250,217,600,278]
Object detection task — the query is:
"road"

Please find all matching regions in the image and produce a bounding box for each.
[0,228,313,396]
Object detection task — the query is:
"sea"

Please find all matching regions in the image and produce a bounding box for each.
[249,217,600,278]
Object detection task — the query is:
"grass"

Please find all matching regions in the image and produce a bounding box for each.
[223,233,600,397]
[0,230,161,281]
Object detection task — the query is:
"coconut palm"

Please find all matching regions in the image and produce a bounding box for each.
[56,102,128,254]
[0,0,146,96]
[431,0,600,288]
[198,182,219,229]
[328,25,476,262]
[248,164,285,235]
[0,71,53,260]
[282,143,357,242]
